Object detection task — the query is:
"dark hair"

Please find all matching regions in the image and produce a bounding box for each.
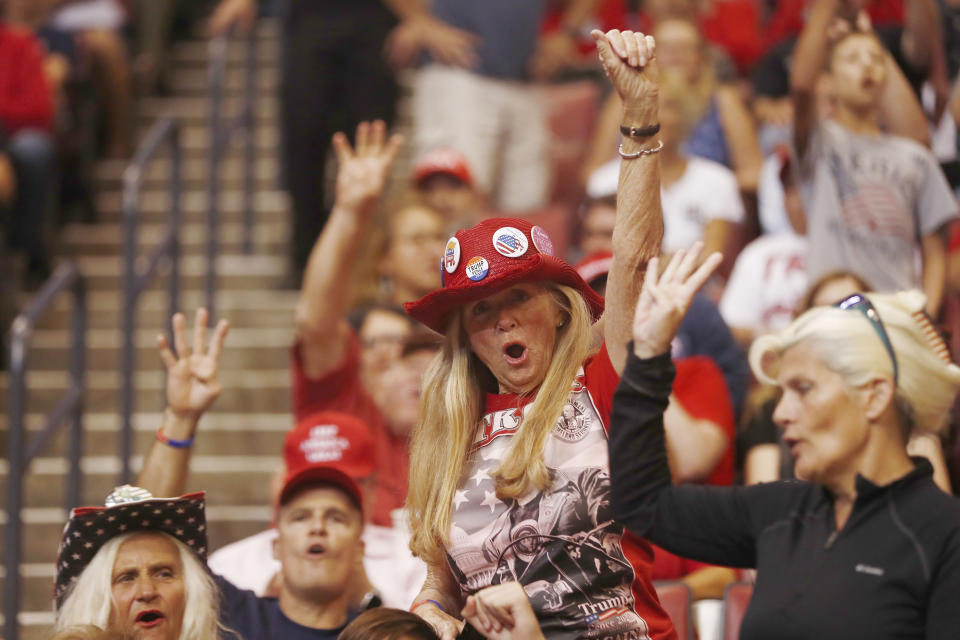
[797,271,873,314]
[339,608,440,640]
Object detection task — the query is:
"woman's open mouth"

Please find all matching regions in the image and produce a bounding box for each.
[135,610,165,628]
[503,342,528,366]
[306,543,326,558]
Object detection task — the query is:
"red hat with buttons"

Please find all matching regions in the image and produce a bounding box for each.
[279,411,375,510]
[404,217,604,333]
[412,148,475,188]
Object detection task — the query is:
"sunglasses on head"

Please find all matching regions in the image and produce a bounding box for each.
[835,293,898,385]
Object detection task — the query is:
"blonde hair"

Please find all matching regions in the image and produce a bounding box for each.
[406,283,594,563]
[48,625,129,640]
[750,290,960,436]
[56,532,227,640]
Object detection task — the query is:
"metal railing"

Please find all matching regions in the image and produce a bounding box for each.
[206,26,258,318]
[5,261,87,640]
[119,116,183,483]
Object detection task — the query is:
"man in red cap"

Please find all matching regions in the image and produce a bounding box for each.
[411,147,485,228]
[207,410,427,609]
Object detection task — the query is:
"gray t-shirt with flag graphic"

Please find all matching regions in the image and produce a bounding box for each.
[799,120,957,292]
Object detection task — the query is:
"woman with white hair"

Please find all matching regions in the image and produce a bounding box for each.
[53,486,227,640]
[610,244,960,639]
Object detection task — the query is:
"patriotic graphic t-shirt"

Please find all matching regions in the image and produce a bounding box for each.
[799,120,957,292]
[445,346,675,640]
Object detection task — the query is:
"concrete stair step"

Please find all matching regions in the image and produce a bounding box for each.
[0,412,291,459]
[25,326,294,371]
[35,289,298,331]
[70,253,288,291]
[169,67,278,95]
[93,186,286,224]
[93,156,279,191]
[138,95,277,124]
[170,39,279,66]
[1,368,290,413]
[127,118,280,153]
[61,220,287,256]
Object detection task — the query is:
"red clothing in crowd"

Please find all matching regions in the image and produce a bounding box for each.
[672,355,735,487]
[651,355,736,582]
[291,331,408,527]
[0,23,53,134]
[762,0,904,50]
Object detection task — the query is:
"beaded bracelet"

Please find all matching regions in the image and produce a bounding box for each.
[618,139,664,159]
[156,428,195,448]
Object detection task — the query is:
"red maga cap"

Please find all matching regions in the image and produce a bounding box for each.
[412,148,474,188]
[279,411,375,509]
[404,217,604,333]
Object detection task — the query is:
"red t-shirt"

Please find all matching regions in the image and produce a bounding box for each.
[291,331,408,527]
[0,24,53,134]
[650,356,735,582]
[672,356,735,487]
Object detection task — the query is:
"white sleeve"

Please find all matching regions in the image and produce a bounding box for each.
[719,243,761,330]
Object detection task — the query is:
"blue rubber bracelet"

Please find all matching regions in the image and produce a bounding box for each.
[156,428,195,448]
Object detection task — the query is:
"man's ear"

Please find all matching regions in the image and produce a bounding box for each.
[272,531,280,561]
[862,376,895,421]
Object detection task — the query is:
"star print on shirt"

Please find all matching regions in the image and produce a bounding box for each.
[454,490,469,510]
[481,490,502,513]
[470,467,491,487]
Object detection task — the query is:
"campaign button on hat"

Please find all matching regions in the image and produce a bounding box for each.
[465,256,489,281]
[530,226,554,256]
[444,237,461,273]
[492,227,529,258]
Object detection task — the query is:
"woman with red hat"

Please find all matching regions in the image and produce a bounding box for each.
[404,29,677,640]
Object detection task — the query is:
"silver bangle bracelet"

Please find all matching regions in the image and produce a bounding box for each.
[618,139,664,159]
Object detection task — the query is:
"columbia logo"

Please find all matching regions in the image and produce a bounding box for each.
[855,563,884,577]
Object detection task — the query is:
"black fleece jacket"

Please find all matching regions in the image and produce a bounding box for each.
[610,349,960,640]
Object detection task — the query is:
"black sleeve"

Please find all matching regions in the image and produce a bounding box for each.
[926,529,960,639]
[609,348,811,569]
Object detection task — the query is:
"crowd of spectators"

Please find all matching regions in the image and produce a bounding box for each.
[25,0,960,639]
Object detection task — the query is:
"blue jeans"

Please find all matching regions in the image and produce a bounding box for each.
[6,128,55,267]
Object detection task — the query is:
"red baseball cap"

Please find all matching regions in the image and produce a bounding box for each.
[412,148,474,188]
[279,411,375,510]
[404,217,604,333]
[574,250,613,288]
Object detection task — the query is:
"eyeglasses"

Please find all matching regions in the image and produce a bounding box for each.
[835,293,899,385]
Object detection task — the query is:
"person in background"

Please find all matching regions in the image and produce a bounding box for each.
[0,10,56,286]
[207,410,428,610]
[395,0,602,212]
[294,121,444,525]
[411,148,485,229]
[792,0,957,317]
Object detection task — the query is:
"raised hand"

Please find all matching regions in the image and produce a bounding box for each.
[591,29,659,118]
[632,244,723,359]
[461,583,546,640]
[158,309,229,422]
[332,120,403,215]
[208,0,257,37]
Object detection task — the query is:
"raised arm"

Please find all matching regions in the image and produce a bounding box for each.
[137,309,229,497]
[295,121,402,379]
[790,0,840,160]
[411,559,466,640]
[590,29,663,374]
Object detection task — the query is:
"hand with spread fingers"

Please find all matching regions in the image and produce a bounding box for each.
[461,583,546,640]
[632,243,723,359]
[332,119,404,216]
[158,308,230,423]
[591,28,659,117]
